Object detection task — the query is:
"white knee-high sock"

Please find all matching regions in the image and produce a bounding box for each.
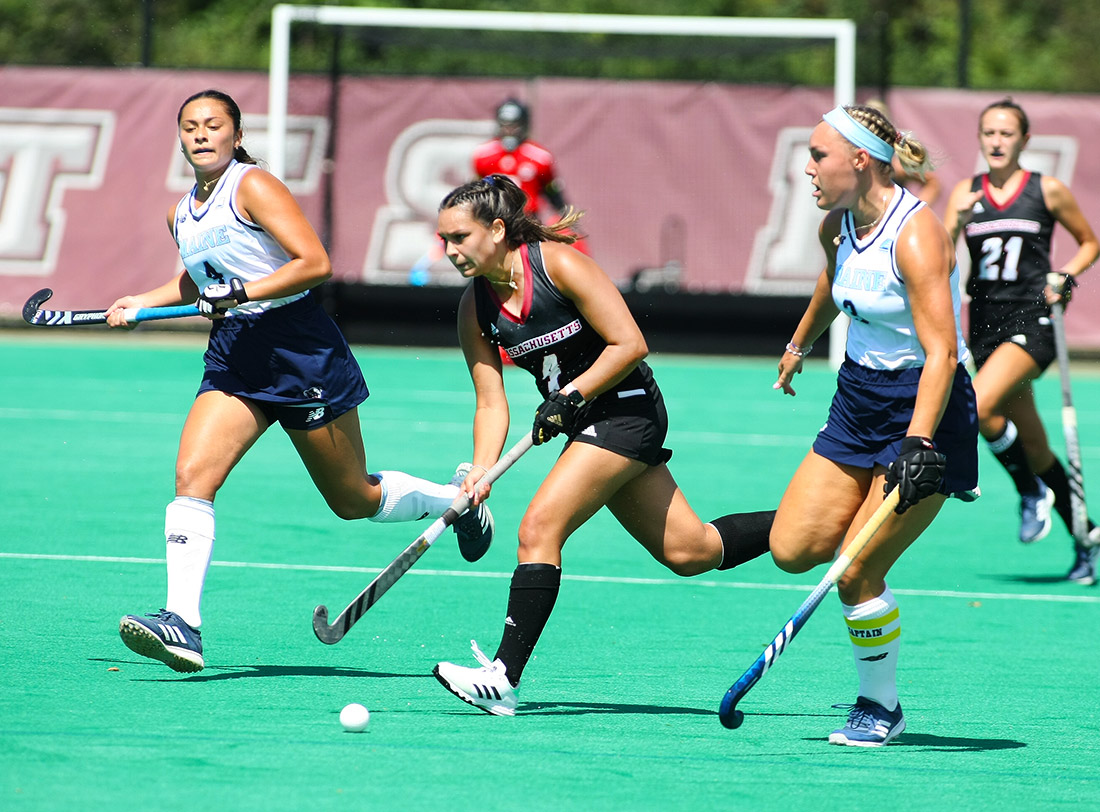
[842,585,901,711]
[164,497,215,629]
[368,471,458,523]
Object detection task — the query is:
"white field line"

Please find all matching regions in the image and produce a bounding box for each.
[3,551,1099,605]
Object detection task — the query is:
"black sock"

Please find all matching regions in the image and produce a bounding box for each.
[1037,459,1097,533]
[709,510,775,570]
[494,563,561,686]
[986,422,1038,495]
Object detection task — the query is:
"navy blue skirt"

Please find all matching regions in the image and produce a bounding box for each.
[197,292,369,430]
[812,358,978,495]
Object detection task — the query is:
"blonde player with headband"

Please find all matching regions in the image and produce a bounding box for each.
[771,104,978,746]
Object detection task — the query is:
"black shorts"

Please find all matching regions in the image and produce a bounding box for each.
[198,293,369,431]
[968,298,1055,372]
[564,380,673,467]
[812,358,978,496]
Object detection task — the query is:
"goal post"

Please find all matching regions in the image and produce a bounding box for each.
[268,5,855,365]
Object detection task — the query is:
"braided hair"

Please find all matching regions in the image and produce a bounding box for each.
[439,175,583,248]
[843,104,935,181]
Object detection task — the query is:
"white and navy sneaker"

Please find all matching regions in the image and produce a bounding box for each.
[433,640,518,716]
[1019,479,1055,543]
[451,463,495,563]
[828,696,906,747]
[119,610,204,673]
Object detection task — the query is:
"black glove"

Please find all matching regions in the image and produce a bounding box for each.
[197,278,248,317]
[1049,272,1077,307]
[884,436,945,514]
[532,388,586,445]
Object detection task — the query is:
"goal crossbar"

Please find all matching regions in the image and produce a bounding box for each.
[269,5,855,180]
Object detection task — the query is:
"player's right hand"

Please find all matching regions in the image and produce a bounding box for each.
[105,297,141,329]
[884,436,945,514]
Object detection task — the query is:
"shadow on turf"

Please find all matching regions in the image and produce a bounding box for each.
[981,572,1079,585]
[91,657,431,682]
[888,733,1026,751]
[796,732,1026,751]
[518,701,711,717]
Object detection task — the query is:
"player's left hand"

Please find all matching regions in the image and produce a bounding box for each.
[884,436,945,514]
[532,389,586,445]
[1045,272,1076,308]
[197,278,248,318]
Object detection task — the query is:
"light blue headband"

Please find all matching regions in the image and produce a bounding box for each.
[823,106,894,163]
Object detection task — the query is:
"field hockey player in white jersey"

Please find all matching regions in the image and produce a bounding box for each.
[106,89,493,674]
[772,104,979,746]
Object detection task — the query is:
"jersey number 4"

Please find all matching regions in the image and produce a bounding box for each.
[542,353,562,393]
[978,235,1022,282]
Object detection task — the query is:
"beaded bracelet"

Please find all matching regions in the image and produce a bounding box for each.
[785,341,812,357]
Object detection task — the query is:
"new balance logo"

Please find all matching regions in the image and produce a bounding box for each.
[305,407,326,424]
[166,534,189,544]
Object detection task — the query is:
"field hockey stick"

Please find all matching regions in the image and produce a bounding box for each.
[22,288,200,327]
[1046,273,1089,545]
[313,434,535,644]
[719,487,901,729]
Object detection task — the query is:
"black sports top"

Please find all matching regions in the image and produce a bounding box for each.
[473,242,654,399]
[963,171,1055,305]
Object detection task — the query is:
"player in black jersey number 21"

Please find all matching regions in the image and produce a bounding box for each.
[944,97,1100,581]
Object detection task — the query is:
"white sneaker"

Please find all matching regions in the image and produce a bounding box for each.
[433,640,518,716]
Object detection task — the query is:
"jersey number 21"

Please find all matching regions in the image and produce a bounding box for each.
[978,235,1022,281]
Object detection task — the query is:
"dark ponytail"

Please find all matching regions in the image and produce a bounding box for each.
[439,174,583,247]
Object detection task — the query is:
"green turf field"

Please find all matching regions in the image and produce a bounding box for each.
[3,333,1099,811]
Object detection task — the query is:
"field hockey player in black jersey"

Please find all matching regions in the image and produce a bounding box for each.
[943,97,1100,581]
[430,174,775,716]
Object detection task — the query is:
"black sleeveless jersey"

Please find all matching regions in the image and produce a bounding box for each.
[473,242,654,399]
[963,171,1054,305]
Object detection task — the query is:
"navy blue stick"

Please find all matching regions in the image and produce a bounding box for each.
[719,488,900,729]
[23,288,199,326]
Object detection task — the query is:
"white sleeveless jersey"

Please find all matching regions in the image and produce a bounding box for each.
[173,160,306,315]
[832,185,969,370]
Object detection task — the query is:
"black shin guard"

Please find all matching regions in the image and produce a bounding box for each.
[1037,459,1097,533]
[987,423,1038,495]
[709,510,775,570]
[494,563,561,686]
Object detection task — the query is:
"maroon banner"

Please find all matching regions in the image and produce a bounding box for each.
[2,67,1099,348]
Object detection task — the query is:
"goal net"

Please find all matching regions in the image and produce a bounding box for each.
[267,6,855,362]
